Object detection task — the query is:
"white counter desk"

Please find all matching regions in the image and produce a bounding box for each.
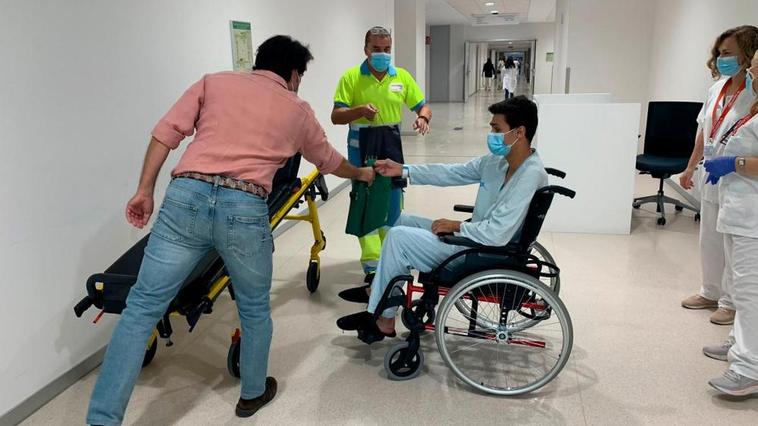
[533,93,640,235]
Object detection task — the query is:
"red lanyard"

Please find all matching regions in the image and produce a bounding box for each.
[718,111,758,145]
[710,78,745,141]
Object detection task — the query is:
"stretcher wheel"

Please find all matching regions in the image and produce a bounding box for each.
[142,337,158,368]
[695,213,701,222]
[384,341,424,381]
[227,340,241,378]
[657,217,666,226]
[675,205,684,212]
[306,260,320,293]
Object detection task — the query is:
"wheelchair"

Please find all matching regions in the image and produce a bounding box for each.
[73,154,328,374]
[363,168,575,396]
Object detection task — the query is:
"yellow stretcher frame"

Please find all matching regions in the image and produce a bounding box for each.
[144,170,328,364]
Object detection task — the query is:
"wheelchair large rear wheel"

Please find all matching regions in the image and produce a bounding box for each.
[436,270,572,396]
[528,241,560,294]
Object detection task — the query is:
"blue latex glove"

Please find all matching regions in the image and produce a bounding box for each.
[704,156,737,185]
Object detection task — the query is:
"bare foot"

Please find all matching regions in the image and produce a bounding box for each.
[376,316,396,335]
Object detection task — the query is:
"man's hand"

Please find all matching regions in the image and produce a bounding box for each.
[374,159,403,177]
[679,167,696,190]
[125,191,154,229]
[356,167,376,185]
[413,117,430,135]
[431,219,461,235]
[361,104,379,121]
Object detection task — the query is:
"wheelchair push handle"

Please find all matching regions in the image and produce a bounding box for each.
[74,296,93,318]
[545,168,566,179]
[538,185,576,199]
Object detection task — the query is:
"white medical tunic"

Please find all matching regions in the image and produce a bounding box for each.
[718,115,758,238]
[698,78,756,203]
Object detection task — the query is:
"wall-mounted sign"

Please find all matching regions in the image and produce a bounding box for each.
[230,20,253,71]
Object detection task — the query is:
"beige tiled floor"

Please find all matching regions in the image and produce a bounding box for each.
[22,93,758,425]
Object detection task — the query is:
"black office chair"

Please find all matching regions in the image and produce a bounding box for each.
[633,101,703,225]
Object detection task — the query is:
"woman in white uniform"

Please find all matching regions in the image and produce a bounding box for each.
[703,51,758,396]
[503,57,518,100]
[680,26,758,326]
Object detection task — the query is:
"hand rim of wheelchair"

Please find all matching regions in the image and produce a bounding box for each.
[451,242,560,332]
[528,241,560,294]
[401,299,435,333]
[435,269,573,396]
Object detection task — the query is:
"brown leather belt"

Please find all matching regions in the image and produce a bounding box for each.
[174,172,268,198]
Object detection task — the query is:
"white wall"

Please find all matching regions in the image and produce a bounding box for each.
[463,23,556,95]
[0,0,393,417]
[425,25,432,95]
[647,0,758,102]
[395,0,426,132]
[551,0,569,93]
[564,0,655,104]
[449,25,466,101]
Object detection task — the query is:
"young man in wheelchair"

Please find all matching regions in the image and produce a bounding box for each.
[337,95,548,341]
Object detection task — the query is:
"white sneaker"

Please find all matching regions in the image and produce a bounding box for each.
[709,370,758,396]
[702,338,735,361]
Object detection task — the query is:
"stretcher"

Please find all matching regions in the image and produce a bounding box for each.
[73,154,328,372]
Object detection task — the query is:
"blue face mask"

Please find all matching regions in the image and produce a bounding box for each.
[717,56,741,77]
[487,129,519,156]
[370,53,392,73]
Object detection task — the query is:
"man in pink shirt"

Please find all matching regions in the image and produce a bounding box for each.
[86,35,374,425]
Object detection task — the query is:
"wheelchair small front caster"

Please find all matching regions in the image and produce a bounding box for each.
[657,217,666,226]
[227,329,241,378]
[384,342,424,381]
[306,260,320,293]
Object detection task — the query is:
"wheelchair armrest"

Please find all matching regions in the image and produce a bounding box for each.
[453,204,474,213]
[439,235,482,248]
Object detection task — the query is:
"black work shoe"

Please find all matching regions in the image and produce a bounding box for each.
[338,285,370,303]
[337,311,396,344]
[364,272,376,284]
[337,311,372,330]
[235,377,277,418]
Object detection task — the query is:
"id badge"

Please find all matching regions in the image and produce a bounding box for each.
[703,143,715,157]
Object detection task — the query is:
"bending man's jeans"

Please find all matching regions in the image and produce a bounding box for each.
[87,178,273,426]
[367,214,466,318]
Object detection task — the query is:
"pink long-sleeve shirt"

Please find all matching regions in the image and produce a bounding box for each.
[151,70,344,194]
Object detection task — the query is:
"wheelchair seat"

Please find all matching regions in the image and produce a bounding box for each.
[417,184,573,288]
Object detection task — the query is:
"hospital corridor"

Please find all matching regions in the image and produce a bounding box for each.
[15,93,758,425]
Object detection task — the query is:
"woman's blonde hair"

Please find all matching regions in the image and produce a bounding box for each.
[707,25,758,79]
